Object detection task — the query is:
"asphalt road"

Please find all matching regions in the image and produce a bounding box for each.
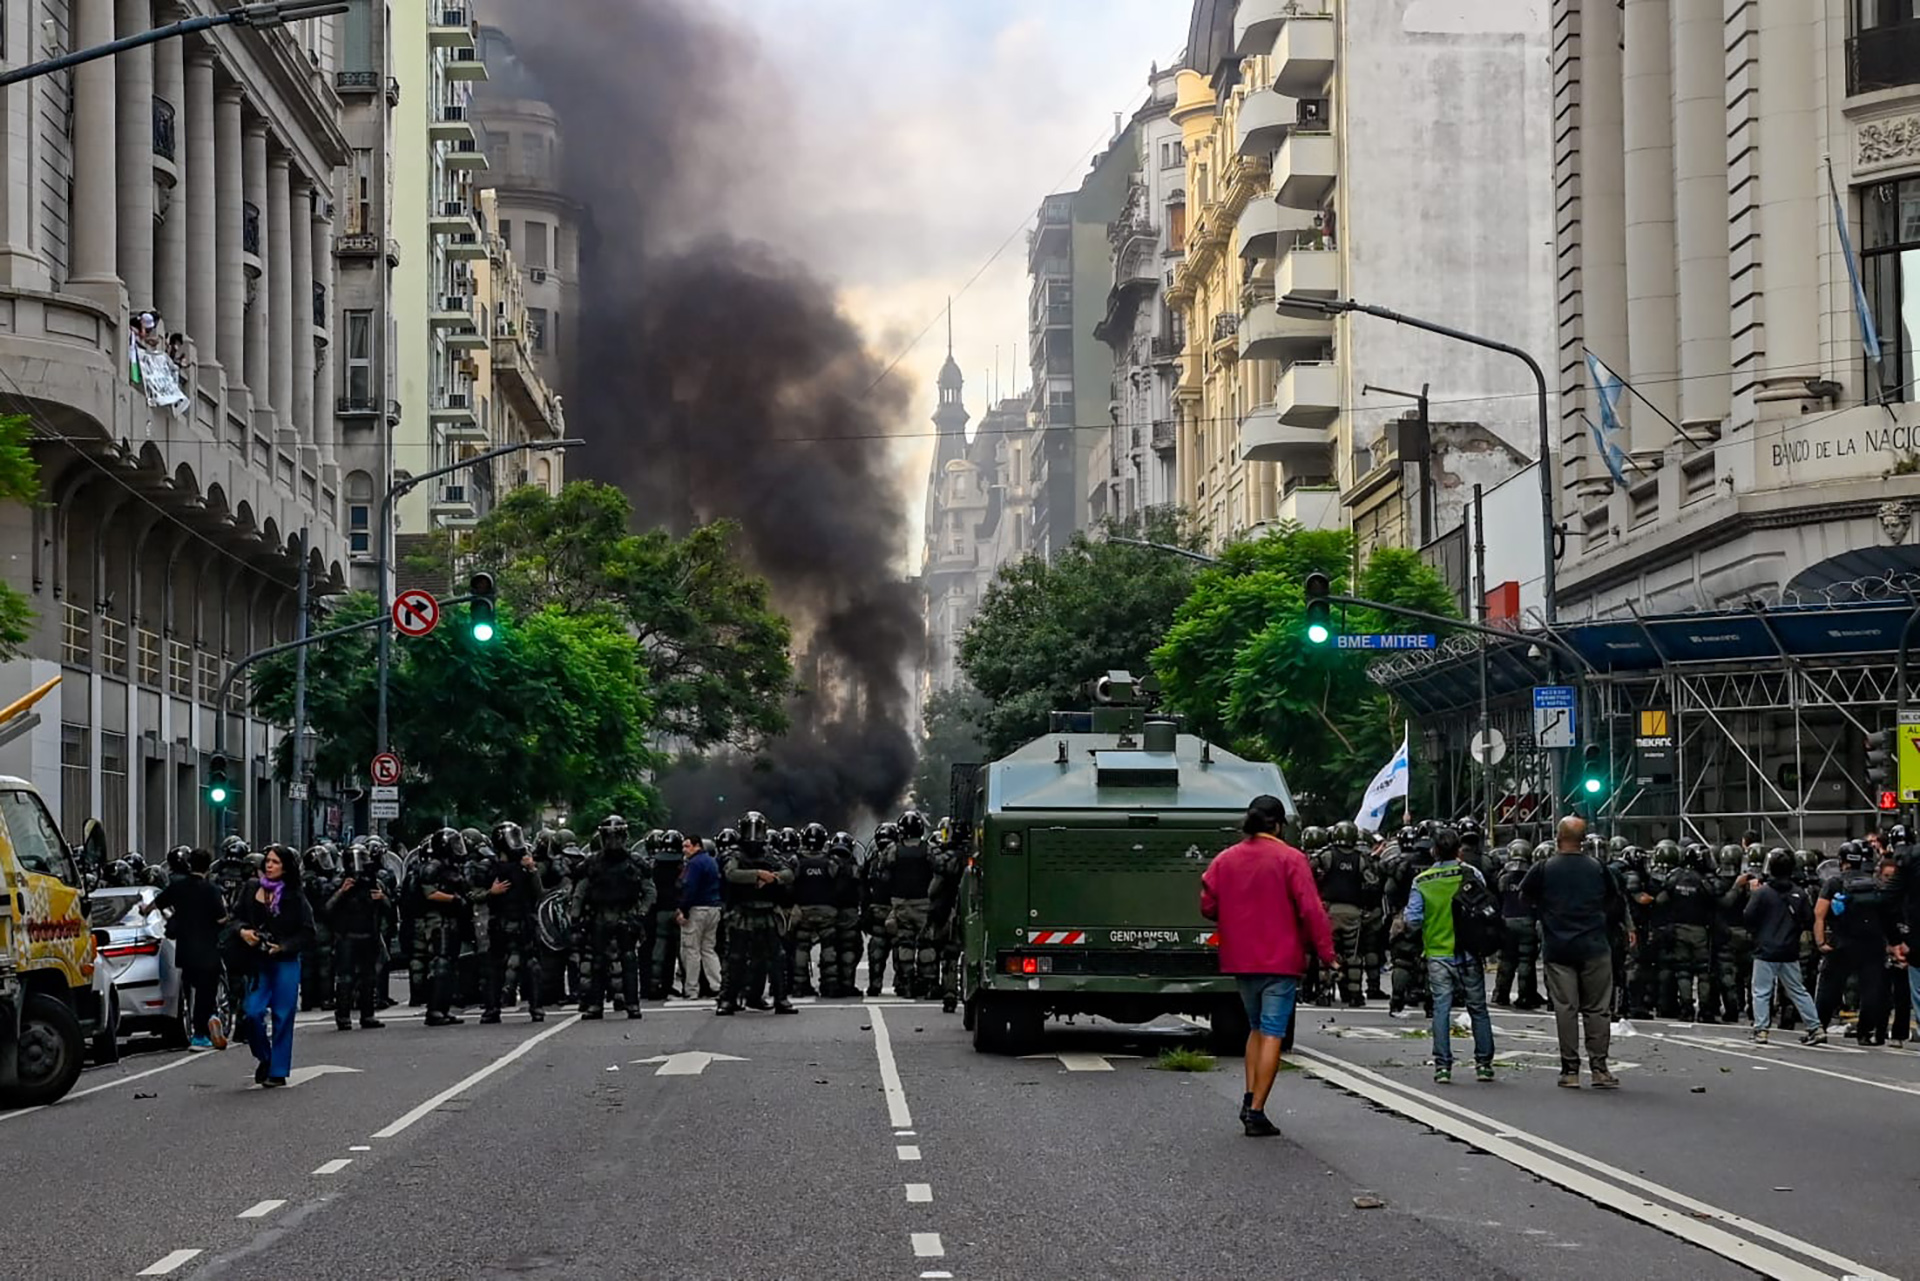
[5,996,1915,1280]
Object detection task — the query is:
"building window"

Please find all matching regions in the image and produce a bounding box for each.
[1160,139,1183,168]
[1168,202,1187,246]
[500,218,511,249]
[346,470,373,556]
[528,307,548,352]
[345,309,373,403]
[1863,178,1920,403]
[348,148,373,233]
[525,221,549,270]
[59,722,88,842]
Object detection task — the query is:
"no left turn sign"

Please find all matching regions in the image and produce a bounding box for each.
[393,589,440,637]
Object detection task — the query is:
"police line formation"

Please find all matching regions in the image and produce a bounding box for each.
[1304,818,1913,1045]
[98,810,965,1032]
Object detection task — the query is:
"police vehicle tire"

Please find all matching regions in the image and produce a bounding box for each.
[1207,997,1250,1057]
[961,993,978,1032]
[972,993,1042,1054]
[6,992,87,1107]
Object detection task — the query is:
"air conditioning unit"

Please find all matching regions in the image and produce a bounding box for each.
[529,267,548,284]
[1297,98,1328,128]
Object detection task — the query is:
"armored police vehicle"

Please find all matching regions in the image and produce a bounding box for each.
[957,673,1293,1054]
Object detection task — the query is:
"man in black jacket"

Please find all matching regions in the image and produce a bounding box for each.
[1743,849,1822,1044]
[1520,817,1629,1089]
[1815,844,1904,1045]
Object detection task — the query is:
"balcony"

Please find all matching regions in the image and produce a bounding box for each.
[1149,334,1181,365]
[1028,193,1073,266]
[431,200,478,237]
[446,46,488,80]
[429,6,475,49]
[336,395,381,419]
[1276,359,1340,427]
[1235,88,1295,160]
[335,69,379,92]
[429,106,474,144]
[1151,419,1176,455]
[445,321,488,352]
[1849,18,1920,95]
[430,295,473,330]
[1277,483,1341,530]
[447,231,487,261]
[1234,0,1296,56]
[1238,299,1332,364]
[430,484,478,521]
[1275,129,1338,209]
[494,334,561,437]
[335,231,381,258]
[1274,239,1338,300]
[445,138,489,170]
[1238,402,1328,470]
[1272,14,1336,97]
[1237,197,1318,262]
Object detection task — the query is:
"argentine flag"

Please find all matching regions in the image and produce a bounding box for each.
[1354,728,1410,834]
[1584,350,1629,486]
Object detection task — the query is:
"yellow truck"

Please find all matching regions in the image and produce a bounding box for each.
[0,677,111,1108]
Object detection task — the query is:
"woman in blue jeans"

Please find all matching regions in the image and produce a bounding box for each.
[229,844,314,1088]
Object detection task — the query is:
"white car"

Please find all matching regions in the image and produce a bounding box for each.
[88,887,187,1049]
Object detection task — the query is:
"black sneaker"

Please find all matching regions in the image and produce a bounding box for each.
[627,1008,644,1020]
[579,1008,604,1021]
[263,1076,287,1089]
[866,986,883,998]
[360,1017,385,1030]
[254,1060,268,1086]
[942,997,958,1013]
[773,1001,798,1015]
[1242,1111,1280,1137]
[714,1000,736,1016]
[335,1018,353,1032]
[478,1011,502,1025]
[528,1010,544,1023]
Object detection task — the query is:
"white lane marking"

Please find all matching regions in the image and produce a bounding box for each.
[1,1053,209,1124]
[312,1158,352,1176]
[236,1199,286,1219]
[349,1145,370,1152]
[1664,1035,1920,1096]
[372,1014,580,1139]
[1295,1046,1894,1281]
[283,1064,363,1088]
[906,1183,933,1203]
[911,1233,945,1258]
[137,1250,203,1275]
[894,1129,916,1137]
[1020,1051,1137,1071]
[631,1051,748,1077]
[921,1273,954,1279]
[869,1006,914,1128]
[896,1145,922,1161]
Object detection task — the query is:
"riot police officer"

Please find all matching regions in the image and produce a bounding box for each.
[862,822,899,997]
[788,822,843,998]
[1315,822,1375,1007]
[1494,839,1542,1008]
[929,820,964,1012]
[717,811,796,1016]
[572,815,654,1020]
[646,829,686,998]
[829,831,864,998]
[880,811,942,1000]
[326,842,388,1031]
[479,821,545,1024]
[416,828,472,1027]
[301,845,340,1010]
[1658,842,1716,1021]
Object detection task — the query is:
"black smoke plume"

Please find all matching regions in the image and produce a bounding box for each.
[495,0,918,832]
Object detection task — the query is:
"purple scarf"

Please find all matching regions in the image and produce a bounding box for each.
[259,872,286,915]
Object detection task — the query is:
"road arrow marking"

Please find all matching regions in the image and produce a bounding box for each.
[631,1051,748,1077]
[282,1064,364,1089]
[1020,1052,1139,1072]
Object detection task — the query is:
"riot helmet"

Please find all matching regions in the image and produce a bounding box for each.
[716,827,742,853]
[1652,841,1681,869]
[872,822,899,850]
[460,826,487,854]
[1765,849,1796,880]
[1839,840,1866,867]
[1607,834,1628,854]
[802,822,829,852]
[598,815,630,851]
[739,812,770,846]
[898,811,929,841]
[660,829,685,856]
[492,821,528,856]
[1299,825,1325,850]
[219,835,251,862]
[829,830,855,855]
[428,827,465,861]
[165,845,192,875]
[1506,838,1531,864]
[773,827,799,854]
[125,852,147,873]
[1331,821,1361,847]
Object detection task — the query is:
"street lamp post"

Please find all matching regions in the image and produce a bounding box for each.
[0,1,351,89]
[374,439,582,764]
[1282,294,1558,623]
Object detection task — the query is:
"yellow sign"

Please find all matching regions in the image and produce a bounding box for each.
[1899,712,1920,802]
[1639,710,1669,737]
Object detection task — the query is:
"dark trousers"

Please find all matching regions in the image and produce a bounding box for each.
[182,961,221,1039]
[333,933,381,1020]
[1544,952,1613,1067]
[1815,942,1888,1033]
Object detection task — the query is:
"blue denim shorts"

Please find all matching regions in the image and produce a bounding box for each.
[1236,974,1299,1038]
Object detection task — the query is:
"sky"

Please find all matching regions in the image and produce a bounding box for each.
[701,0,1188,569]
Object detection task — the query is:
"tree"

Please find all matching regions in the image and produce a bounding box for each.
[0,415,42,658]
[250,593,662,829]
[913,683,989,811]
[409,482,792,750]
[1152,527,1458,823]
[958,510,1202,758]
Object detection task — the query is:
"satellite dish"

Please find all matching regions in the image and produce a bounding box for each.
[1469,729,1507,766]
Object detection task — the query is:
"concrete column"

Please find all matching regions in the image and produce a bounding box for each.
[312,207,337,467]
[289,174,316,443]
[268,150,295,430]
[243,118,269,408]
[69,0,120,292]
[1670,0,1730,430]
[1578,0,1628,412]
[215,88,247,388]
[1754,0,1821,394]
[114,0,155,307]
[1621,0,1677,454]
[153,26,187,330]
[183,51,218,359]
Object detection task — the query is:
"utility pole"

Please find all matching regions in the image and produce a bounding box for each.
[1473,485,1491,829]
[291,529,311,852]
[0,1,349,88]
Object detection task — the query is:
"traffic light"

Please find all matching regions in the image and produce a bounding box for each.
[469,571,496,643]
[1866,728,1894,789]
[208,753,230,807]
[1304,571,1331,646]
[1579,743,1605,796]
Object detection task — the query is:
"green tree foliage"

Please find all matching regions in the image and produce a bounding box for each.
[1153,527,1458,823]
[251,592,661,829]
[958,510,1203,758]
[410,482,792,750]
[0,415,42,658]
[913,683,989,811]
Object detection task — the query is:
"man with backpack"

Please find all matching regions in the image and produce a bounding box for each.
[1521,816,1628,1088]
[1400,825,1498,1084]
[1741,848,1825,1045]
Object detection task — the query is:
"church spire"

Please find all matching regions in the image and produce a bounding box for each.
[934,299,968,432]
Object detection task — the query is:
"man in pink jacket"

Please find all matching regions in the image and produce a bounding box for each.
[1201,795,1337,1137]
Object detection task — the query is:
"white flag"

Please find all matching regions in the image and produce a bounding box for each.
[1353,729,1410,834]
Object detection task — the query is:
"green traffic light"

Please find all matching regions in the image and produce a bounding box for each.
[472,620,495,643]
[1306,621,1330,645]
[1583,777,1602,795]
[209,784,228,805]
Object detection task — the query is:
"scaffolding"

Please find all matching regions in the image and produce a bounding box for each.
[1369,598,1917,852]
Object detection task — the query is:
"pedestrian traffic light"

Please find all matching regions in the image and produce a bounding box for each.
[1579,743,1604,796]
[1304,571,1331,645]
[208,753,230,807]
[1867,728,1894,788]
[469,571,496,643]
